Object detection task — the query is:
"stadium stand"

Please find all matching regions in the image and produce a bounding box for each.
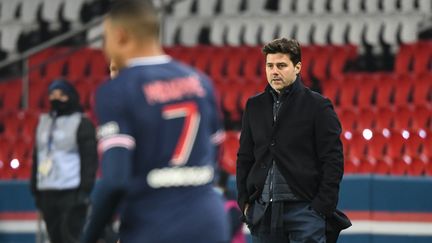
[0,0,430,180]
[0,0,431,242]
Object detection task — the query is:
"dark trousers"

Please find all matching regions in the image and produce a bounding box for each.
[36,190,88,243]
[251,202,326,243]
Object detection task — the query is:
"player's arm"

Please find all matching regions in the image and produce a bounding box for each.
[81,86,135,243]
[206,75,225,152]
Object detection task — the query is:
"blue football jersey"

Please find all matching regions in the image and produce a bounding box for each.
[83,56,228,243]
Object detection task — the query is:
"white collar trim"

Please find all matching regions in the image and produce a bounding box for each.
[127,55,171,67]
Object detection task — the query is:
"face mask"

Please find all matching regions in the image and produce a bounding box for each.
[50,100,69,113]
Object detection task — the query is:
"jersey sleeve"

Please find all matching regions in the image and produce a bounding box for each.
[201,74,225,145]
[96,87,135,153]
[95,84,135,187]
[82,84,134,243]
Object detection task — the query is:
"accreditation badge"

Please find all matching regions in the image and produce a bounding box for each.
[38,156,53,176]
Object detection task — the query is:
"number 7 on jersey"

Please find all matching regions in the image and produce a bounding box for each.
[162,102,201,166]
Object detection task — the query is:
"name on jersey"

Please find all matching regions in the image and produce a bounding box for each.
[143,75,206,104]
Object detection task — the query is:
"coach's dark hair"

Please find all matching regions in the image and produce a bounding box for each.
[107,0,159,38]
[262,38,301,65]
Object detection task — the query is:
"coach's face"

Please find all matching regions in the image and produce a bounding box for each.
[266,53,301,93]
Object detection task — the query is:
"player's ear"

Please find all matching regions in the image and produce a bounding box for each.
[117,27,129,46]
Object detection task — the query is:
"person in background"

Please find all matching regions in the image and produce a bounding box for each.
[31,79,98,243]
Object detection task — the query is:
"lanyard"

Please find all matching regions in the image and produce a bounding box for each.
[47,115,57,154]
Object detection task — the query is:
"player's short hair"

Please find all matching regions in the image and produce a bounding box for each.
[262,38,301,65]
[107,0,159,39]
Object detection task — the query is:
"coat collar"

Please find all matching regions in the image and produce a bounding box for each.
[265,75,304,98]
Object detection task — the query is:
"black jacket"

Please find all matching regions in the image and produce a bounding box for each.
[236,78,344,218]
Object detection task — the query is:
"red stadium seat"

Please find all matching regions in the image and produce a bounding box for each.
[387,133,405,159]
[1,80,22,111]
[209,50,228,81]
[220,131,240,175]
[411,105,431,132]
[2,112,21,142]
[390,155,410,175]
[0,138,11,162]
[220,83,241,122]
[422,136,432,159]
[412,74,432,107]
[356,78,375,108]
[339,109,357,133]
[375,107,394,135]
[347,132,367,160]
[406,140,426,173]
[89,50,109,80]
[75,82,95,110]
[357,108,376,132]
[423,138,432,176]
[28,48,56,82]
[407,157,426,176]
[301,46,314,82]
[10,139,32,168]
[0,138,14,179]
[321,80,339,104]
[394,44,414,75]
[226,47,246,79]
[358,130,387,174]
[358,157,377,174]
[329,45,357,79]
[191,46,214,74]
[67,48,92,81]
[344,156,361,174]
[163,46,178,57]
[44,48,70,81]
[338,78,357,108]
[28,81,49,110]
[311,46,331,81]
[343,132,366,174]
[367,133,387,159]
[239,81,260,111]
[14,164,31,180]
[392,106,413,132]
[243,47,263,79]
[413,42,432,75]
[20,111,39,142]
[179,47,198,66]
[405,134,423,158]
[375,156,393,175]
[375,74,394,108]
[393,75,413,106]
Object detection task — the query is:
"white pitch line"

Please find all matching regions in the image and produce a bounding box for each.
[2,220,432,236]
[242,220,432,236]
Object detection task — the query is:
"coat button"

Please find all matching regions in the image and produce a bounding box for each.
[270,140,275,146]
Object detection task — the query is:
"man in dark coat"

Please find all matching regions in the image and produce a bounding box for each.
[236,38,350,243]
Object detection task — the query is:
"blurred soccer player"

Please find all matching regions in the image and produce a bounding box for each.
[81,1,229,243]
